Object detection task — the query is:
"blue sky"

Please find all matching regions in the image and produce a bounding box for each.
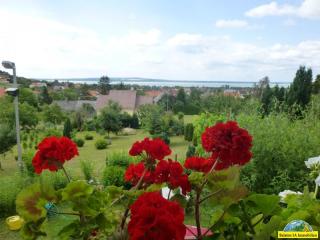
[0,0,320,82]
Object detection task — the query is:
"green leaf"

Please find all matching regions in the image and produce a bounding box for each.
[245,194,281,216]
[58,220,81,240]
[146,183,163,192]
[61,180,94,201]
[188,172,204,186]
[16,183,56,221]
[105,185,123,200]
[209,205,224,226]
[255,215,283,240]
[20,218,47,240]
[207,166,241,191]
[170,194,188,208]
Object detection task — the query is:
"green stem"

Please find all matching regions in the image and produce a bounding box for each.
[314,184,319,199]
[240,201,255,235]
[61,165,71,183]
[195,189,202,240]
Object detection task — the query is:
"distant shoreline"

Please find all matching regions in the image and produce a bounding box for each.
[38,77,291,88]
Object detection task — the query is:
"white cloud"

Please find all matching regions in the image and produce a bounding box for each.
[246,0,320,19]
[215,19,248,28]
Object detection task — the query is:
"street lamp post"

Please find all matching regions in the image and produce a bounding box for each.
[2,61,23,171]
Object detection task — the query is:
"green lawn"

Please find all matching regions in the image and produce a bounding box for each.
[0,129,191,178]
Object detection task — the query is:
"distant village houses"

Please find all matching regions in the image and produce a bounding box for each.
[223,89,243,98]
[29,82,47,89]
[96,90,154,114]
[54,90,157,114]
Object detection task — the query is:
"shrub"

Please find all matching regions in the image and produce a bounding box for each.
[84,120,97,131]
[0,174,27,217]
[95,139,108,150]
[184,123,194,142]
[63,118,72,138]
[44,128,62,137]
[80,160,94,181]
[40,171,69,190]
[85,134,94,140]
[186,145,196,158]
[152,132,170,145]
[106,151,133,168]
[74,138,85,147]
[22,150,36,177]
[102,166,125,187]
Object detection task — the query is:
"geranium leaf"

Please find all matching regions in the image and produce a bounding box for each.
[16,183,56,222]
[245,194,281,216]
[209,205,224,226]
[61,180,94,201]
[20,218,47,240]
[170,194,187,208]
[188,172,204,186]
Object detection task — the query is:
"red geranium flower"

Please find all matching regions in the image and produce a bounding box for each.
[201,121,253,170]
[128,192,186,240]
[154,160,191,195]
[32,136,78,174]
[124,162,154,185]
[184,156,215,173]
[129,138,171,162]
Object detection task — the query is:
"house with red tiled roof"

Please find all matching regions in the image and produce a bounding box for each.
[145,90,165,103]
[0,88,6,98]
[96,90,154,114]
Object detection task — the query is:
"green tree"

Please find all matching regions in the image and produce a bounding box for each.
[176,88,186,104]
[73,111,85,131]
[98,102,122,136]
[286,66,313,108]
[19,103,39,128]
[130,113,140,129]
[0,97,38,128]
[260,84,273,115]
[42,104,65,124]
[313,74,320,94]
[39,87,52,105]
[137,104,163,132]
[19,88,38,108]
[63,118,72,138]
[184,123,194,142]
[99,75,111,95]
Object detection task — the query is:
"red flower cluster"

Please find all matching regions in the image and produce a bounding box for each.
[184,156,215,173]
[124,162,154,185]
[129,138,171,162]
[128,192,186,240]
[32,136,78,174]
[154,160,191,195]
[125,160,191,195]
[201,121,253,170]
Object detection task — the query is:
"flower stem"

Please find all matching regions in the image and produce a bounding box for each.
[314,184,319,199]
[61,165,71,183]
[195,189,202,240]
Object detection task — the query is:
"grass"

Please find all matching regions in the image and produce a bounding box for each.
[0,129,190,179]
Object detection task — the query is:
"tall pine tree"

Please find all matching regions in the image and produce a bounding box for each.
[286,66,313,108]
[63,118,72,138]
